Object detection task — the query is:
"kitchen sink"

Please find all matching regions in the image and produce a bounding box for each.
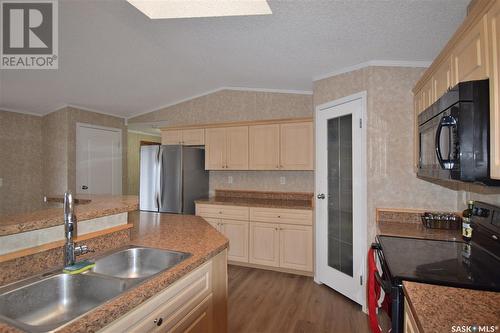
[0,246,191,332]
[0,273,126,332]
[91,247,191,279]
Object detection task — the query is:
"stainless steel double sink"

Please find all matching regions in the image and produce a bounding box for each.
[0,246,191,333]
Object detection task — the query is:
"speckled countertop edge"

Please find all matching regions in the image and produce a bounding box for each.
[195,198,313,210]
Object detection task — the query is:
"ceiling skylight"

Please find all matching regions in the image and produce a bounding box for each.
[127,0,272,19]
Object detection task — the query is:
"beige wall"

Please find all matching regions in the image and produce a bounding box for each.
[314,66,460,246]
[0,111,43,215]
[41,107,128,196]
[127,131,161,195]
[129,89,315,193]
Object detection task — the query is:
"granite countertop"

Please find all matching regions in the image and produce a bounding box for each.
[377,221,461,241]
[0,195,139,236]
[0,212,229,333]
[195,197,313,210]
[403,281,500,333]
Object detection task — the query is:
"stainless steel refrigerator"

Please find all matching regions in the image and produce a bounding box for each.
[139,145,209,214]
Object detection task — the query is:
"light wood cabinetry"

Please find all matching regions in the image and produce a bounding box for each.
[451,17,489,86]
[100,250,228,333]
[161,129,205,145]
[249,124,280,170]
[249,222,280,267]
[279,224,313,272]
[404,298,421,333]
[196,203,313,274]
[487,0,500,179]
[413,0,500,179]
[205,127,248,170]
[280,122,314,170]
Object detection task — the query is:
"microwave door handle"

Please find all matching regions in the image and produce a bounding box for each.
[435,115,457,170]
[435,117,446,169]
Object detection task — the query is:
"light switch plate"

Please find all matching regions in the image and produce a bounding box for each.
[280,176,286,185]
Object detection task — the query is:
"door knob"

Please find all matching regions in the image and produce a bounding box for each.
[317,193,325,199]
[82,185,88,190]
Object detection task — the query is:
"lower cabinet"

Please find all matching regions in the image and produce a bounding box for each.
[220,220,249,263]
[99,250,227,333]
[279,224,313,272]
[249,222,280,267]
[404,298,421,333]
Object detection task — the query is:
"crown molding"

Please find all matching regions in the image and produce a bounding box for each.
[313,60,431,82]
[0,107,43,117]
[127,129,161,137]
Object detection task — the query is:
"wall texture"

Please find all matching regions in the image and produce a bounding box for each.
[0,111,43,215]
[127,131,161,195]
[41,107,127,196]
[129,89,315,194]
[314,66,460,247]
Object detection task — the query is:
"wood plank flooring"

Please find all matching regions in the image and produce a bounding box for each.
[228,265,371,333]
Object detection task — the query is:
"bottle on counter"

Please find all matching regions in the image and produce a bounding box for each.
[462,200,474,242]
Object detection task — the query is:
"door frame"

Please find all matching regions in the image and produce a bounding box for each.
[76,122,123,195]
[314,91,368,310]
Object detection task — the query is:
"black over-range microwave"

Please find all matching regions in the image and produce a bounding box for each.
[418,79,500,185]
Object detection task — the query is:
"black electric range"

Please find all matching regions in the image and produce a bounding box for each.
[372,201,500,333]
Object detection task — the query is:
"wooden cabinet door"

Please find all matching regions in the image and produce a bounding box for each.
[221,219,249,263]
[225,126,249,170]
[452,17,489,86]
[161,130,182,145]
[249,222,280,267]
[280,122,313,170]
[421,79,434,110]
[433,58,452,100]
[182,129,205,146]
[279,224,313,272]
[249,124,280,170]
[205,128,226,170]
[171,295,213,333]
[488,1,500,179]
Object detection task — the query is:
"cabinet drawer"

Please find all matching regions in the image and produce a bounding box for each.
[100,262,211,333]
[249,207,312,225]
[196,204,249,220]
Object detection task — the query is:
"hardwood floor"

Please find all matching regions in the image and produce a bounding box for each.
[228,265,370,333]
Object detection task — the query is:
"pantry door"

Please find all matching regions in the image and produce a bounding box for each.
[76,123,122,195]
[315,92,367,308]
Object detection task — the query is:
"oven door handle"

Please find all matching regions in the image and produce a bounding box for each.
[371,243,392,294]
[435,115,457,170]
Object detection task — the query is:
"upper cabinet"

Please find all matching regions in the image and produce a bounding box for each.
[413,0,500,179]
[280,122,314,170]
[451,16,489,85]
[248,121,314,170]
[161,128,205,145]
[205,126,248,170]
[487,0,500,179]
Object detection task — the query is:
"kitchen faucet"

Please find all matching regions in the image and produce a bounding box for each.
[63,191,93,267]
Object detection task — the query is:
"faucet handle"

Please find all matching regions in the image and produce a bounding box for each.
[74,244,94,256]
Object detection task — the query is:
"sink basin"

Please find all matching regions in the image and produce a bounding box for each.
[91,247,191,279]
[0,273,126,332]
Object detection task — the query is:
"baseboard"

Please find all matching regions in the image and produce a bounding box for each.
[228,260,314,277]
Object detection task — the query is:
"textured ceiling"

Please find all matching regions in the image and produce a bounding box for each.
[0,0,468,118]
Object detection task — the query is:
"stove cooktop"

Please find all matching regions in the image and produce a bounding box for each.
[377,235,500,291]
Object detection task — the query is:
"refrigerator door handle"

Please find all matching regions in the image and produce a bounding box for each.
[157,147,163,210]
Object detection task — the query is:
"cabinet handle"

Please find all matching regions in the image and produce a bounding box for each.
[277,215,281,218]
[154,318,163,326]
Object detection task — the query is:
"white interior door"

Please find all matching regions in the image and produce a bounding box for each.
[315,92,367,308]
[76,123,122,195]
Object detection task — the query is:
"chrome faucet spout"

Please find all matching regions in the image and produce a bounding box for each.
[63,191,92,267]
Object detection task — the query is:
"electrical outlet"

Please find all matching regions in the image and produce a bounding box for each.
[280,176,286,185]
[228,176,233,184]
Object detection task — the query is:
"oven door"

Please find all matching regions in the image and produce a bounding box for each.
[418,106,459,180]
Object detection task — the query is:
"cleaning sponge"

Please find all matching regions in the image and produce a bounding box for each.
[63,260,96,274]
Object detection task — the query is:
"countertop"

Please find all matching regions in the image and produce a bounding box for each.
[0,211,229,333]
[195,197,313,210]
[403,281,500,333]
[0,195,139,236]
[377,221,461,241]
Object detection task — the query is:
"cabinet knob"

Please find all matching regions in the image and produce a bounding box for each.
[277,215,281,218]
[154,318,163,326]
